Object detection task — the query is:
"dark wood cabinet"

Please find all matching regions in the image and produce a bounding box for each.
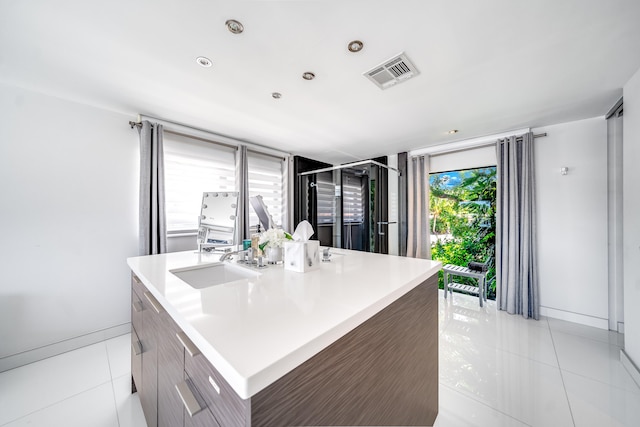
[132,274,236,427]
[183,379,221,427]
[249,273,439,426]
[132,272,438,427]
[140,289,162,427]
[184,408,220,427]
[132,274,184,427]
[130,283,143,394]
[157,313,185,427]
[184,346,249,426]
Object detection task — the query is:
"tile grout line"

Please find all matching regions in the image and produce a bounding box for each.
[104,340,123,427]
[0,380,115,427]
[0,340,117,427]
[547,319,624,347]
[438,383,533,427]
[440,298,575,426]
[558,363,640,395]
[548,328,577,427]
[438,303,535,426]
[548,326,640,394]
[443,321,562,370]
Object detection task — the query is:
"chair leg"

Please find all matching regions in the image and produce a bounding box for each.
[444,271,448,299]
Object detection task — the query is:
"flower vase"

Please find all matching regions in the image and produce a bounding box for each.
[266,246,283,264]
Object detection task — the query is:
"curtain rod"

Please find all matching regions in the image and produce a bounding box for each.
[498,132,547,142]
[427,133,547,158]
[298,159,400,176]
[128,117,291,158]
[498,132,547,141]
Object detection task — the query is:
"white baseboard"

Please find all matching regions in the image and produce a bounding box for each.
[540,306,609,330]
[621,349,640,388]
[0,323,131,373]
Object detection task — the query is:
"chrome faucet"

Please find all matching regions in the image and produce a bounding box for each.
[220,249,247,262]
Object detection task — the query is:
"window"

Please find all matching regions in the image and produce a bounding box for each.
[248,151,286,231]
[342,177,365,224]
[163,130,289,236]
[163,132,236,233]
[316,173,336,225]
[429,166,497,298]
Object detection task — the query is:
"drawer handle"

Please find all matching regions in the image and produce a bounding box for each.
[132,340,142,356]
[132,275,141,284]
[143,291,163,314]
[175,380,203,417]
[208,376,220,395]
[132,301,143,313]
[176,332,200,357]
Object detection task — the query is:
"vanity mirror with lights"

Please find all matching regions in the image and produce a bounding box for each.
[196,191,238,252]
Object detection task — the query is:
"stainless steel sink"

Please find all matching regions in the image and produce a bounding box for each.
[170,262,260,289]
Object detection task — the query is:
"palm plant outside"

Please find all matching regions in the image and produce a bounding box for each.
[430,167,497,299]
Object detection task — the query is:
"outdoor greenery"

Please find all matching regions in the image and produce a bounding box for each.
[430,167,497,299]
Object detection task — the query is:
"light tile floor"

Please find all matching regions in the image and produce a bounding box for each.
[0,334,145,427]
[435,291,640,427]
[1,291,638,426]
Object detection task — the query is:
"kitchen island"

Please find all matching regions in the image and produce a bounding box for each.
[128,248,441,426]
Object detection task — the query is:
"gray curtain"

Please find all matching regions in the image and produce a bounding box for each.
[138,121,167,255]
[496,132,539,319]
[407,155,431,259]
[236,145,250,242]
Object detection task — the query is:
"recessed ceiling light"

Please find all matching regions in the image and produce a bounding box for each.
[448,129,459,134]
[348,40,364,53]
[272,92,282,99]
[225,19,244,34]
[196,56,212,68]
[302,72,315,80]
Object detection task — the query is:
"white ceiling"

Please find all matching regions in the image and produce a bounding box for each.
[2,0,640,164]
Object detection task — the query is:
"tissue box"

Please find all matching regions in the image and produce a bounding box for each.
[284,241,320,272]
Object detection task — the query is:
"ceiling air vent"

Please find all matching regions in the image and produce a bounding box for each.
[364,52,420,90]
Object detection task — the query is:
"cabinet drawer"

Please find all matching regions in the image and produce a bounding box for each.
[184,350,248,427]
[181,376,221,427]
[184,405,220,427]
[131,287,143,332]
[131,327,142,393]
[158,314,185,427]
[131,274,146,301]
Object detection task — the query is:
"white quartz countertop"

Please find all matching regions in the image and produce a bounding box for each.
[127,248,441,399]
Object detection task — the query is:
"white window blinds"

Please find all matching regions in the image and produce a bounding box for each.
[248,151,286,230]
[163,132,236,233]
[343,178,365,224]
[316,174,336,225]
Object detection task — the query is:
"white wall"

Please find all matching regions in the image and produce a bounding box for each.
[425,120,609,327]
[0,83,138,368]
[623,67,640,370]
[430,145,496,174]
[607,104,624,332]
[534,117,609,328]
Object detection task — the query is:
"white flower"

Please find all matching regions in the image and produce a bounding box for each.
[258,228,290,248]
